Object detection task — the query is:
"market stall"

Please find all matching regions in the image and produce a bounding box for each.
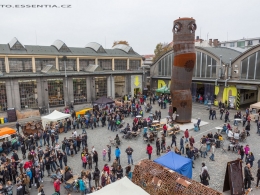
[92,177,150,195]
[75,108,93,117]
[41,110,71,130]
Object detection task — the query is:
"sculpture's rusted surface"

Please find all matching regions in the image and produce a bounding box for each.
[171,17,197,123]
[132,159,222,195]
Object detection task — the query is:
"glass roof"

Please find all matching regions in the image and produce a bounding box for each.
[112,44,133,53]
[52,40,65,50]
[8,37,25,49]
[85,42,103,52]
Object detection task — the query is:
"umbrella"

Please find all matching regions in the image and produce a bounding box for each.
[156,86,170,94]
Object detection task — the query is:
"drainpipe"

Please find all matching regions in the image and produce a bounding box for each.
[215,78,218,86]
[110,74,112,98]
[225,58,232,87]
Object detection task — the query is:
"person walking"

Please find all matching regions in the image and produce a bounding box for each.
[184,129,189,143]
[244,163,253,190]
[201,169,210,186]
[239,145,245,161]
[189,136,195,147]
[171,133,176,148]
[209,109,212,120]
[200,163,208,183]
[147,144,153,160]
[107,145,111,162]
[53,178,61,195]
[256,167,260,188]
[115,146,121,165]
[102,149,107,161]
[200,143,207,158]
[220,108,224,120]
[197,118,201,130]
[125,146,134,165]
[209,143,215,161]
[180,136,184,154]
[156,138,161,156]
[93,151,98,167]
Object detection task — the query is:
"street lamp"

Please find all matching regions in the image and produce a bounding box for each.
[62,56,68,106]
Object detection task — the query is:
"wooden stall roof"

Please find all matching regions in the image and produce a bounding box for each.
[132,159,222,195]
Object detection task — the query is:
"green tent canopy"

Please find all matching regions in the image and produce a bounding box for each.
[156,85,170,94]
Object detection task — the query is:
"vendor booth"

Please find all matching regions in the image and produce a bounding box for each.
[41,110,71,130]
[92,176,150,195]
[156,86,170,94]
[154,151,192,179]
[76,108,93,117]
[93,96,115,105]
[249,102,260,121]
[0,127,16,136]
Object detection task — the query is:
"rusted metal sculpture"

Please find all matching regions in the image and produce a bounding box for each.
[132,159,222,195]
[171,17,196,123]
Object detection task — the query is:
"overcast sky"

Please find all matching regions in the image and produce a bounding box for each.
[0,0,259,54]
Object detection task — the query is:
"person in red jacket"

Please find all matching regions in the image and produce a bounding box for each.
[103,164,110,175]
[184,129,189,143]
[147,144,153,160]
[163,124,167,137]
[54,178,61,195]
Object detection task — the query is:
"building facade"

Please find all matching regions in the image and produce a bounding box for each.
[0,38,143,113]
[220,37,260,49]
[150,44,260,109]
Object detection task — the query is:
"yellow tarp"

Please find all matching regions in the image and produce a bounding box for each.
[76,108,93,116]
[0,127,16,136]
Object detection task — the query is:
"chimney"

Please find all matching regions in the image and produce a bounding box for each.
[213,39,218,47]
[196,36,199,40]
[209,39,212,46]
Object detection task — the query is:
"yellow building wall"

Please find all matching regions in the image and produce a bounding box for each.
[223,85,237,104]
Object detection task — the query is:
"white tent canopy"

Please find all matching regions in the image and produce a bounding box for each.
[250,102,260,110]
[41,110,71,130]
[92,177,150,195]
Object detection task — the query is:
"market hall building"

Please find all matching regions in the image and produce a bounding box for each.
[0,38,144,113]
[150,44,260,109]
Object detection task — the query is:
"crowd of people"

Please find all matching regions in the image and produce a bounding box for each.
[1,93,260,194]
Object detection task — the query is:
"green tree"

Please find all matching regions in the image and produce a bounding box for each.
[153,42,172,62]
[112,40,129,47]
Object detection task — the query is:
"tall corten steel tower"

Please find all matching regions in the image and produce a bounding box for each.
[171,17,197,123]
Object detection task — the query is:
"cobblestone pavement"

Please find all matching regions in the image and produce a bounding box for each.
[7,102,260,194]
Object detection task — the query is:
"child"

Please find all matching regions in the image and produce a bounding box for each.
[102,149,107,161]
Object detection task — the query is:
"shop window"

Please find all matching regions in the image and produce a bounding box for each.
[241,58,248,79]
[248,53,256,79]
[129,60,140,70]
[206,55,211,77]
[0,82,7,111]
[95,77,107,98]
[114,60,127,70]
[9,58,32,72]
[256,51,260,80]
[19,80,38,109]
[0,59,5,72]
[35,58,55,72]
[230,42,235,47]
[196,52,201,77]
[79,59,95,71]
[212,59,216,78]
[98,59,112,70]
[201,53,206,77]
[115,76,125,98]
[59,59,76,71]
[73,78,87,104]
[47,79,64,107]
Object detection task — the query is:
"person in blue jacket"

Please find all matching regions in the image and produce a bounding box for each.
[115,146,121,165]
[26,168,33,188]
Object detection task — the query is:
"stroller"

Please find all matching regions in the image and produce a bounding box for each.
[193,147,199,160]
[145,105,152,113]
[194,124,199,132]
[122,131,132,139]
